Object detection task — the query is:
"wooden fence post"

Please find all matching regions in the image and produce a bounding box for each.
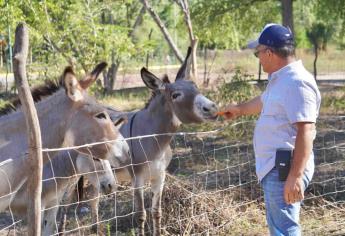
[13,23,43,235]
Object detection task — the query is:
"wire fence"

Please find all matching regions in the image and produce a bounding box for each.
[0,116,344,235]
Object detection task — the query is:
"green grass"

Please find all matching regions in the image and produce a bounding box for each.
[96,88,150,111]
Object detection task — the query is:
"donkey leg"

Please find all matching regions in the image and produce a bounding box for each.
[42,207,59,236]
[133,177,146,236]
[151,172,165,236]
[89,187,100,234]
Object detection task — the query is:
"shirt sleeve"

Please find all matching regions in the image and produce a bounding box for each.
[284,80,318,124]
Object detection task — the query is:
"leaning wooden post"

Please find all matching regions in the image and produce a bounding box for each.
[13,23,42,235]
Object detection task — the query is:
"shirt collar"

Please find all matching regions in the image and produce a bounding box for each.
[268,60,302,82]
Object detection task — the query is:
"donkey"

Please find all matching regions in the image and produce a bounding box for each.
[107,47,218,235]
[8,149,116,235]
[0,62,128,212]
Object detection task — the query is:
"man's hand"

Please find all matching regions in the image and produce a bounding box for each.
[220,104,241,120]
[284,175,304,204]
[219,96,262,120]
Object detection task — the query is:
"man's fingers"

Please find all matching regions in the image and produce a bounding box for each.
[300,190,304,200]
[224,112,234,119]
[293,190,300,202]
[284,188,289,204]
[285,189,304,204]
[286,192,293,204]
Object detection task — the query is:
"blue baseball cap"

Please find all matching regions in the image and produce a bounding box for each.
[247,23,294,49]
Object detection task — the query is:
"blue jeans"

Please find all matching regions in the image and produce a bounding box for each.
[261,168,311,236]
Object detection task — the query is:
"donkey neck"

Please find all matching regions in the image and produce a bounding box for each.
[36,89,76,149]
[44,150,79,180]
[0,89,75,162]
[143,93,180,134]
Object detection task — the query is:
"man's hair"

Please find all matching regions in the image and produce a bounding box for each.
[267,44,295,58]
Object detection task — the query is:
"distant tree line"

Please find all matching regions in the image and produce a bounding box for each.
[0,0,344,89]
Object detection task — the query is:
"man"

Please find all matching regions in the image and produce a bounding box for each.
[223,23,321,235]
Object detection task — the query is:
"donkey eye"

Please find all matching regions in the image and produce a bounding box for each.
[95,112,107,120]
[172,92,181,100]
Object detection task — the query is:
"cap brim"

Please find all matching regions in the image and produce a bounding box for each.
[247,39,259,49]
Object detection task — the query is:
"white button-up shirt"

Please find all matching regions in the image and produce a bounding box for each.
[254,60,321,181]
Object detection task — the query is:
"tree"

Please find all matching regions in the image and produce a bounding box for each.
[306,22,334,79]
[173,0,198,79]
[314,0,345,48]
[281,0,294,35]
[140,0,200,80]
[0,0,155,92]
[191,0,280,50]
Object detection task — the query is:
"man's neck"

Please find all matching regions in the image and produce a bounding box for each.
[270,56,296,74]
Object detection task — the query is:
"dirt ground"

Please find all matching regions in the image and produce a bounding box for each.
[1,114,344,235]
[0,77,344,235]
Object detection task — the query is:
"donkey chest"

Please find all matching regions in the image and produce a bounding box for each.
[116,150,171,184]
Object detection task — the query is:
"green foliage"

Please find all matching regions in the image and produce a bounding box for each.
[182,67,260,142]
[191,0,280,49]
[321,86,345,114]
[314,0,345,48]
[214,67,258,104]
[306,22,335,50]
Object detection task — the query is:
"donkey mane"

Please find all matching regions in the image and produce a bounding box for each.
[144,74,170,109]
[0,78,63,116]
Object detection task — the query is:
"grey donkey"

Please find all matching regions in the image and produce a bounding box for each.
[107,47,218,235]
[8,149,118,235]
[0,62,129,213]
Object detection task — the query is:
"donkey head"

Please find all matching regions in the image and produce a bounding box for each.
[141,47,218,124]
[76,157,116,195]
[62,63,129,161]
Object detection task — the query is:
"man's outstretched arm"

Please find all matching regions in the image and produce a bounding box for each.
[222,95,263,119]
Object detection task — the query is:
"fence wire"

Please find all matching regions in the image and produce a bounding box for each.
[0,116,344,235]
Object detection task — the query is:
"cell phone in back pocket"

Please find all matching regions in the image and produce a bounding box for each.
[275,148,293,181]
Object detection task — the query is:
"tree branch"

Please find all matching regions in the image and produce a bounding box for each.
[140,0,184,63]
[128,6,146,38]
[43,35,75,66]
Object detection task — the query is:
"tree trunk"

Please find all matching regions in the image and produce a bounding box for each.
[0,43,3,68]
[140,0,184,63]
[174,0,198,79]
[191,38,198,79]
[313,44,318,80]
[103,5,146,93]
[281,0,294,35]
[128,7,146,38]
[203,46,207,85]
[13,23,43,236]
[146,29,154,68]
[104,50,120,93]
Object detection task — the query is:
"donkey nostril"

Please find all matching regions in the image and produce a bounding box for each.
[108,183,112,190]
[203,107,210,112]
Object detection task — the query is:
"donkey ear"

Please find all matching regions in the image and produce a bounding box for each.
[175,47,192,81]
[63,66,84,102]
[113,116,127,129]
[79,62,108,89]
[140,67,165,90]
